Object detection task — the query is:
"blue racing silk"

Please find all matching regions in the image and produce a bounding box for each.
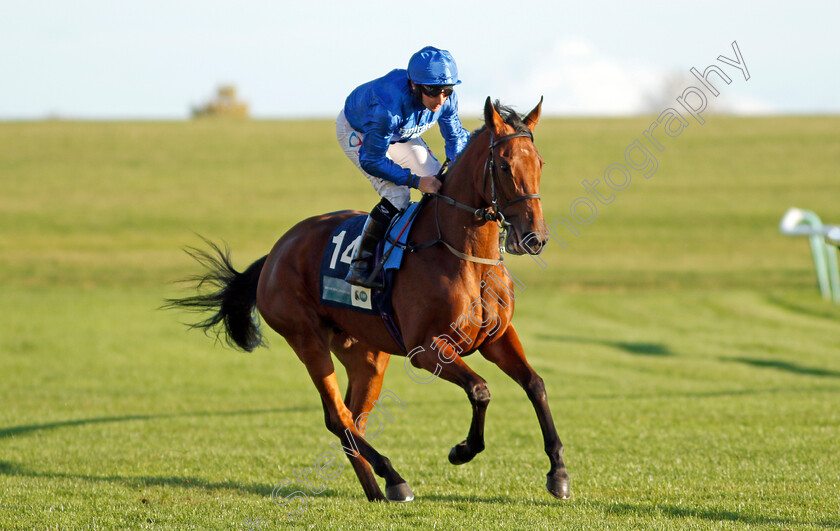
[343,69,470,187]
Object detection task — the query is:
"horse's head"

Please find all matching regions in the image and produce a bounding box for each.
[482,97,547,255]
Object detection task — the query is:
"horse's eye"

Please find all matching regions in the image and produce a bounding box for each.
[499,162,511,172]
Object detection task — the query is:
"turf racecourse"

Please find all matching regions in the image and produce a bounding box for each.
[1,115,839,530]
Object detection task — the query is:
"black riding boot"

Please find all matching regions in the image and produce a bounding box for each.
[345,198,399,289]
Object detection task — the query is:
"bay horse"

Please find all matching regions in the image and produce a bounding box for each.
[167,97,571,502]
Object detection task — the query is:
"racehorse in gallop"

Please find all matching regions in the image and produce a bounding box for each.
[166,97,571,502]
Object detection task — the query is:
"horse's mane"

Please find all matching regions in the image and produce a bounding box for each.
[470,100,532,140]
[448,101,531,172]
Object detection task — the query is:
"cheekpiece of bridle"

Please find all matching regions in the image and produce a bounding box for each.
[425,127,542,259]
[432,129,541,228]
[481,130,542,227]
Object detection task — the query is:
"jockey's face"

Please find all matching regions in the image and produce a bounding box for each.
[411,83,453,112]
[421,91,447,112]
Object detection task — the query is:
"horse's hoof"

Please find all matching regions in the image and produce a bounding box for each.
[546,473,571,499]
[385,482,414,502]
[448,442,475,465]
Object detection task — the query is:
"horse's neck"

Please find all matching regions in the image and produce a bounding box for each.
[437,147,499,259]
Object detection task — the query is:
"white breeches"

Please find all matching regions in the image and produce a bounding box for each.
[336,110,441,210]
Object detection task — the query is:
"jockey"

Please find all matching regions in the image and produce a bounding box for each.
[337,45,471,289]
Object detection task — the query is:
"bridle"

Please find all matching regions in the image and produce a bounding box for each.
[416,128,542,264]
[483,130,543,223]
[432,129,541,227]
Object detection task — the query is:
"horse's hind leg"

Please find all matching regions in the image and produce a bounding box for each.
[330,334,411,502]
[479,325,571,499]
[285,329,410,502]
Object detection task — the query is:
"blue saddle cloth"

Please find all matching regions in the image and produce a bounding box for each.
[319,202,422,351]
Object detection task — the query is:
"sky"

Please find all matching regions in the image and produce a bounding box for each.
[2,0,839,119]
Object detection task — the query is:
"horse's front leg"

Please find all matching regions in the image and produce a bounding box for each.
[406,338,490,465]
[479,325,571,499]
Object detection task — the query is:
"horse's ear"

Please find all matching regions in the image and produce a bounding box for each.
[484,97,505,135]
[524,96,543,132]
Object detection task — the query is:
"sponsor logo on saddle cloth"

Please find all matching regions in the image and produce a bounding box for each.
[319,202,421,315]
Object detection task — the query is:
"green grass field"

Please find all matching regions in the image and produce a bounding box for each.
[1,114,839,530]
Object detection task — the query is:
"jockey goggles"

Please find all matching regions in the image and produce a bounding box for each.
[418,84,455,98]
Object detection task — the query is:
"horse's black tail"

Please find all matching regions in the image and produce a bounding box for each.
[164,238,268,352]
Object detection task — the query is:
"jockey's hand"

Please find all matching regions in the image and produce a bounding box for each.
[417,176,442,194]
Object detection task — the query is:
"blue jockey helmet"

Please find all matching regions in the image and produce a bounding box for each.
[407,46,461,86]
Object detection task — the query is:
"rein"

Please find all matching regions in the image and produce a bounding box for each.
[425,129,541,264]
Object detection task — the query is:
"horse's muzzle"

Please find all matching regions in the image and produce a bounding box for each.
[505,228,547,255]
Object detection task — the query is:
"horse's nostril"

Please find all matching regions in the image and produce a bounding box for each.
[520,232,546,254]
